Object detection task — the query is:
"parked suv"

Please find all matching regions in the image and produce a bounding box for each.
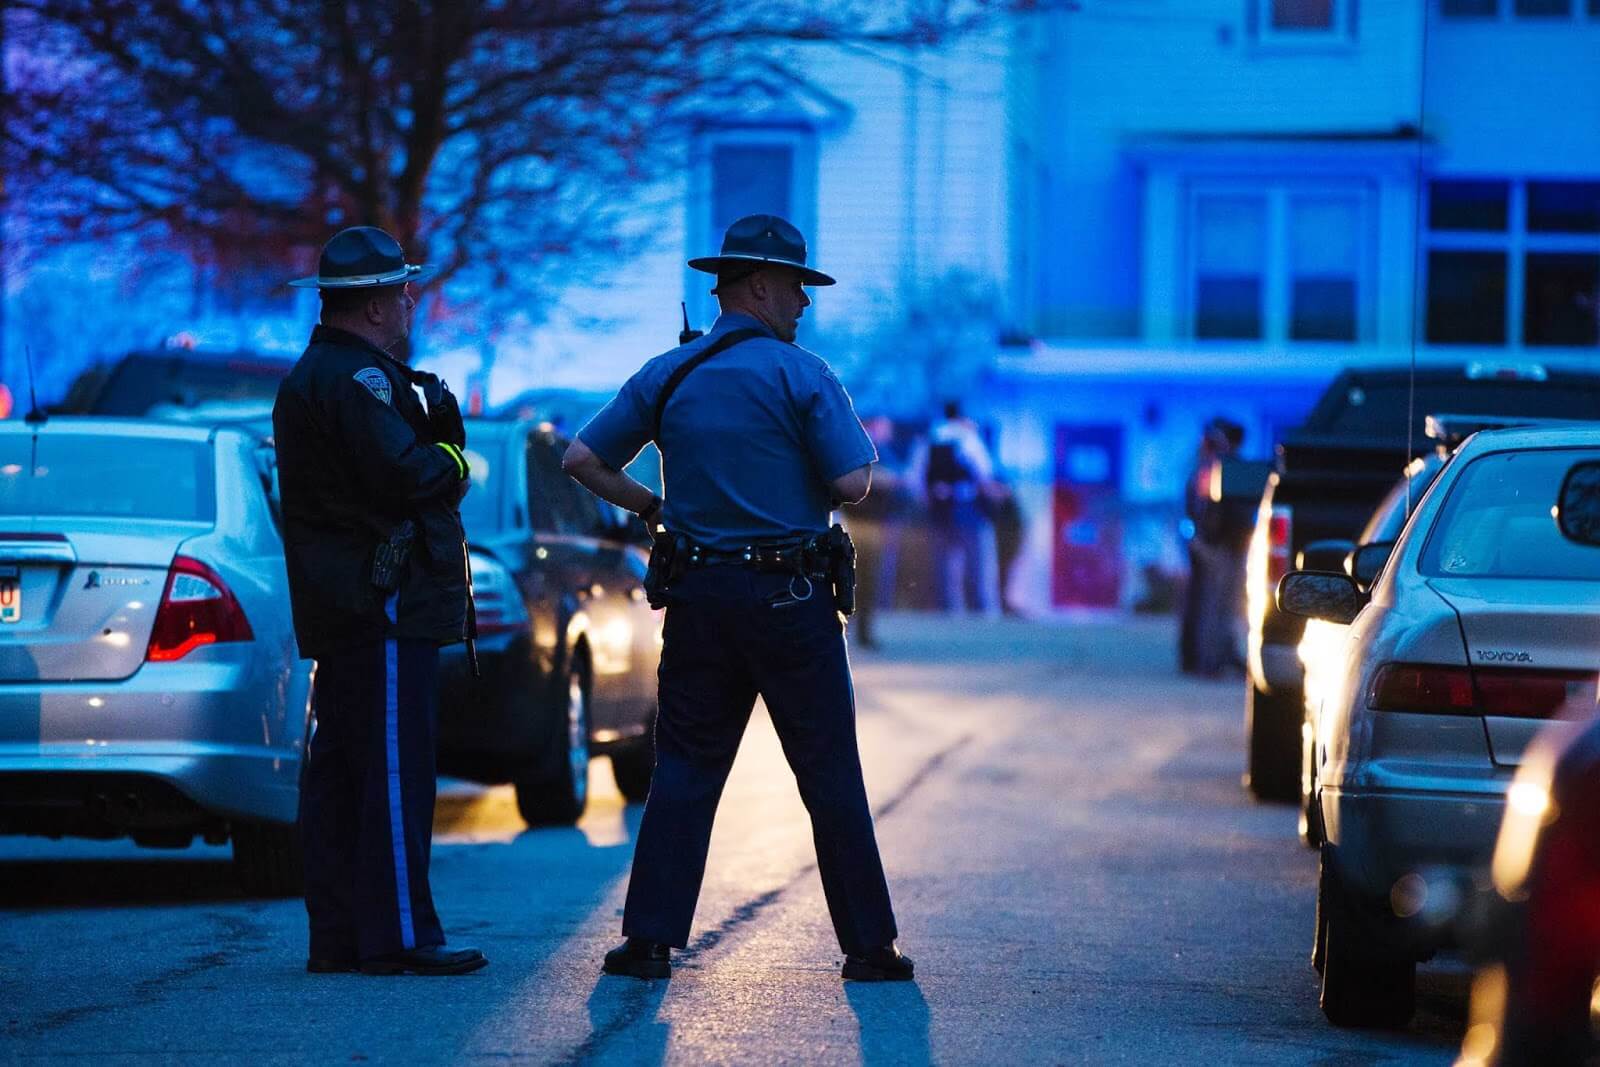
[438,420,662,826]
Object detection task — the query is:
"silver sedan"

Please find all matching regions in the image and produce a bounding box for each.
[1279,423,1600,1029]
[0,418,312,895]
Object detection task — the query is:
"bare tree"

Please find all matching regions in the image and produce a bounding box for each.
[4,0,1010,330]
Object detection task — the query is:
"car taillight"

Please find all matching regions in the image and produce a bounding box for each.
[1476,669,1598,719]
[1266,505,1293,588]
[1369,663,1476,713]
[1369,663,1598,718]
[468,550,528,636]
[146,556,253,662]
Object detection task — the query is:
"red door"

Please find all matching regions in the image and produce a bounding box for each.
[1052,424,1124,608]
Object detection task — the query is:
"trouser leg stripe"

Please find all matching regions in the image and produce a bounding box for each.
[383,593,416,950]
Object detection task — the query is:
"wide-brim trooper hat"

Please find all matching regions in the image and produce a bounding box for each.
[288,225,439,289]
[687,214,835,287]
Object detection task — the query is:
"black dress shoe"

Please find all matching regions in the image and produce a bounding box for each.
[842,943,914,982]
[358,945,487,976]
[602,938,671,980]
[306,957,358,974]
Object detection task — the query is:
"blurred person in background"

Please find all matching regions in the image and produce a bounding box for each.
[848,415,898,649]
[1179,417,1248,676]
[911,401,1000,616]
[989,475,1025,617]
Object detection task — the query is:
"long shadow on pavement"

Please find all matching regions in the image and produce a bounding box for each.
[845,981,932,1067]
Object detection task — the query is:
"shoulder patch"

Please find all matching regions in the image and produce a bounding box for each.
[353,367,392,406]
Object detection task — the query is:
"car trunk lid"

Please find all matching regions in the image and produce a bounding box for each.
[1429,577,1600,765]
[0,521,204,682]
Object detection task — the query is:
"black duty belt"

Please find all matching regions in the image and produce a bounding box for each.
[685,540,826,575]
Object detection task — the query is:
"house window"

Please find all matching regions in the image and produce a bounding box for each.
[1257,0,1354,42]
[1289,197,1361,341]
[691,128,818,327]
[1440,0,1592,14]
[710,143,793,239]
[1187,184,1371,343]
[1271,0,1334,29]
[1424,178,1600,348]
[1194,196,1266,339]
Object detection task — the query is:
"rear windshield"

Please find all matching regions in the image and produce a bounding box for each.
[1420,447,1600,580]
[88,355,290,416]
[1311,380,1600,438]
[0,435,215,522]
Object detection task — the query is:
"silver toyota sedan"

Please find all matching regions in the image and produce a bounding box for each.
[1278,423,1600,1030]
[0,418,312,895]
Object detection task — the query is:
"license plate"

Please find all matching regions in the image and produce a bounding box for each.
[0,566,19,624]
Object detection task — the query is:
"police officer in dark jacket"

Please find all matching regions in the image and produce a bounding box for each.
[563,214,912,983]
[273,226,485,976]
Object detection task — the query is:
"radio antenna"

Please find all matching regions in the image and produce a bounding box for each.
[22,345,45,425]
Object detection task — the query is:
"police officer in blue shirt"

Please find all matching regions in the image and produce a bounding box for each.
[563,214,912,982]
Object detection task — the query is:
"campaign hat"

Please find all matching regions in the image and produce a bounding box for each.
[288,226,438,289]
[687,214,835,286]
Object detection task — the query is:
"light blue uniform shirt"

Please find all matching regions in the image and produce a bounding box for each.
[579,313,877,551]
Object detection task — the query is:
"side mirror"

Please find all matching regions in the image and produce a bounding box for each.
[1350,541,1395,588]
[1297,539,1356,573]
[1277,571,1365,625]
[1557,460,1600,546]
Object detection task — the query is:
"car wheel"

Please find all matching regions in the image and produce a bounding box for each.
[514,655,591,827]
[1318,852,1416,1028]
[610,727,655,804]
[231,820,304,897]
[1245,678,1300,802]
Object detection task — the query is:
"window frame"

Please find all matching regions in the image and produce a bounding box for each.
[1183,178,1377,345]
[1422,177,1600,349]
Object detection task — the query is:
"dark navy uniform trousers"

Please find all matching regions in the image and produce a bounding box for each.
[622,566,898,955]
[299,617,445,962]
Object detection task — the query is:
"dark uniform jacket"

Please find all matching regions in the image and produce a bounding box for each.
[272,324,471,659]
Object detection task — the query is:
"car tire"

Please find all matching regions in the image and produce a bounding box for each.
[610,728,655,804]
[1318,852,1416,1029]
[231,820,304,898]
[514,655,591,827]
[1245,678,1300,802]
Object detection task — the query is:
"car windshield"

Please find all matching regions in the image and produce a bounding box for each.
[0,434,215,521]
[1420,447,1600,581]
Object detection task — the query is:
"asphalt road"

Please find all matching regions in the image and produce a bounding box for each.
[0,616,1467,1065]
